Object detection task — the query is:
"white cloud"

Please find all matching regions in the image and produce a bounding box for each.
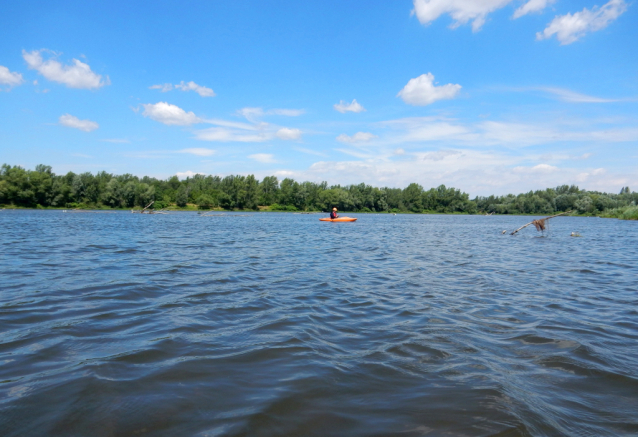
[537,0,627,45]
[538,87,621,103]
[141,102,201,126]
[412,0,513,32]
[178,148,215,156]
[334,99,366,113]
[276,127,302,140]
[268,148,636,196]
[398,73,461,106]
[335,148,376,159]
[269,108,305,116]
[513,0,555,19]
[336,132,377,144]
[237,107,265,122]
[150,81,215,97]
[149,83,173,92]
[512,163,560,174]
[248,153,276,163]
[374,115,638,148]
[176,170,204,179]
[237,107,305,122]
[59,114,99,132]
[194,127,269,142]
[174,80,215,97]
[379,117,475,143]
[22,49,109,89]
[0,66,24,87]
[294,147,328,157]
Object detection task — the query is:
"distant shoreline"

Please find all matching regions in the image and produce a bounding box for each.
[2,205,631,219]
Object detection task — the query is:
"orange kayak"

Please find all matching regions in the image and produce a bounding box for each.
[319,217,357,222]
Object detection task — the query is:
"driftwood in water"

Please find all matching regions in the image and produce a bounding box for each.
[141,201,154,213]
[131,201,155,213]
[510,211,572,235]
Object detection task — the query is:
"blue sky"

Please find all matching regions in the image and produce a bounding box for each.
[1,0,636,195]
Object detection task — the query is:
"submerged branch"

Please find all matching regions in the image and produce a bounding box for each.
[510,211,572,235]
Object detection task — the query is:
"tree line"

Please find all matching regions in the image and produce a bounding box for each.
[1,164,636,217]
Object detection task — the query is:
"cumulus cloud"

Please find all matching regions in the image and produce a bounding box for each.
[248,153,276,163]
[276,127,302,140]
[22,49,109,89]
[412,0,513,32]
[397,73,461,106]
[336,132,377,144]
[0,66,24,87]
[141,102,201,126]
[334,99,366,113]
[537,0,627,45]
[174,81,215,97]
[178,148,215,156]
[59,114,99,132]
[513,0,555,19]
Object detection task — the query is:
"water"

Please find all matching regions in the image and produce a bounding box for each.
[1,210,637,436]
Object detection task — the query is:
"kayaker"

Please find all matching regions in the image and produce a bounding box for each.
[330,207,339,219]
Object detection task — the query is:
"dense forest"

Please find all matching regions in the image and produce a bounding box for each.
[1,164,637,218]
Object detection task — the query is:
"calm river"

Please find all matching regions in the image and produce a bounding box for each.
[1,211,637,436]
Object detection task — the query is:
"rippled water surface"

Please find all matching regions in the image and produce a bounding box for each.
[1,210,637,436]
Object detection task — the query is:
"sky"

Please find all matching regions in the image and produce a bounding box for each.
[1,0,637,196]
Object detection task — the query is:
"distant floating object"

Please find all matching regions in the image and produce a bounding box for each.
[570,232,582,237]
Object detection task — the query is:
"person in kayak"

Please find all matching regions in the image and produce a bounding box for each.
[330,207,339,219]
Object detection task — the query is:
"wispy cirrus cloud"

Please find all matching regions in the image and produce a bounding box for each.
[536,87,624,103]
[294,147,328,157]
[537,0,628,45]
[237,107,305,122]
[100,138,130,143]
[248,153,276,163]
[59,114,99,132]
[23,49,109,89]
[193,127,270,142]
[150,80,215,97]
[336,132,377,144]
[177,148,215,156]
[374,115,638,148]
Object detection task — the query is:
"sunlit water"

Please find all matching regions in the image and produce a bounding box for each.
[1,210,637,436]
